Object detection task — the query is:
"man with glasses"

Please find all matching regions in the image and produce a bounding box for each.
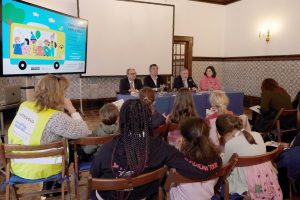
[173,68,198,91]
[119,68,143,94]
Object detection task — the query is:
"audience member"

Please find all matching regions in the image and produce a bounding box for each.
[83,103,119,155]
[207,91,233,120]
[167,88,198,146]
[199,66,221,91]
[252,78,292,133]
[170,117,220,200]
[292,91,300,110]
[277,132,300,198]
[90,99,221,200]
[173,68,197,91]
[143,64,165,90]
[207,91,233,146]
[8,74,91,180]
[216,114,282,199]
[119,68,143,94]
[139,87,165,130]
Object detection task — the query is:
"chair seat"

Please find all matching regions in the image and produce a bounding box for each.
[9,173,61,185]
[79,162,92,171]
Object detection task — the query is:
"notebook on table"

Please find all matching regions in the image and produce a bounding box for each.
[0,86,21,106]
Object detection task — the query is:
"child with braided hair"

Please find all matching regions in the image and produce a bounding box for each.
[91,99,222,200]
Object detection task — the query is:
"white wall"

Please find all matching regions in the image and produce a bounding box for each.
[134,0,225,57]
[224,0,300,57]
[24,0,77,16]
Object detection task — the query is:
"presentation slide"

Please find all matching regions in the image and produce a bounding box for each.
[1,0,88,76]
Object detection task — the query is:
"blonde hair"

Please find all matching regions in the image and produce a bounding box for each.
[209,91,229,115]
[34,74,69,112]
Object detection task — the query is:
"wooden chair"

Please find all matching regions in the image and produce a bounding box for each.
[164,154,238,200]
[73,135,115,199]
[0,139,70,200]
[263,108,299,142]
[87,166,167,200]
[270,108,299,142]
[154,123,169,141]
[236,144,284,167]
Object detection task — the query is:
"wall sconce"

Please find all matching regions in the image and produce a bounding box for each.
[258,29,270,43]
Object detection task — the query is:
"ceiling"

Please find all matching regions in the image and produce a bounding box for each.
[189,0,241,5]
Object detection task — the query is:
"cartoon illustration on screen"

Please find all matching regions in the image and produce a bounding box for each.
[10,23,65,70]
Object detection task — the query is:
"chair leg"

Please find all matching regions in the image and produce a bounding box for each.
[11,185,18,200]
[5,183,9,200]
[67,179,71,200]
[61,181,65,200]
[75,174,79,199]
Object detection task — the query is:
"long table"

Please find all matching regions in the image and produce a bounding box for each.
[117,91,244,118]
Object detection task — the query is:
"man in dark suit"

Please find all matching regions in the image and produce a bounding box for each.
[119,68,143,94]
[143,64,165,90]
[173,68,197,91]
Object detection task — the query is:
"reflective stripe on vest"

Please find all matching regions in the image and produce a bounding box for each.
[8,101,61,179]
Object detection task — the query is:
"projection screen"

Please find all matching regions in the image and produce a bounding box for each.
[79,0,174,76]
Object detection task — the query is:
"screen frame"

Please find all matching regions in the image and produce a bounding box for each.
[0,0,88,77]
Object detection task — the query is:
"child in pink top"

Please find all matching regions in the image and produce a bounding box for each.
[200,66,221,91]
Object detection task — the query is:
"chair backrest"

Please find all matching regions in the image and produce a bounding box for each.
[168,123,179,132]
[73,135,115,146]
[275,109,298,142]
[164,154,238,200]
[154,123,169,140]
[1,139,67,161]
[235,145,284,167]
[87,166,167,199]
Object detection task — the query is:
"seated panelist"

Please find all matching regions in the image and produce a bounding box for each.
[119,68,143,94]
[199,66,221,91]
[143,64,165,90]
[173,68,197,91]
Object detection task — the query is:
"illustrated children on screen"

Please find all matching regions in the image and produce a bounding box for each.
[21,38,30,55]
[13,36,23,55]
[30,32,37,56]
[13,31,60,58]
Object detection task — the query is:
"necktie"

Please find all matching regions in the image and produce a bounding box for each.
[130,81,134,90]
[184,79,188,88]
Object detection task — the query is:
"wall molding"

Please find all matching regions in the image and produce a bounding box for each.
[193,54,300,62]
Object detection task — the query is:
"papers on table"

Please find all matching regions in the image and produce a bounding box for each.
[249,105,261,114]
